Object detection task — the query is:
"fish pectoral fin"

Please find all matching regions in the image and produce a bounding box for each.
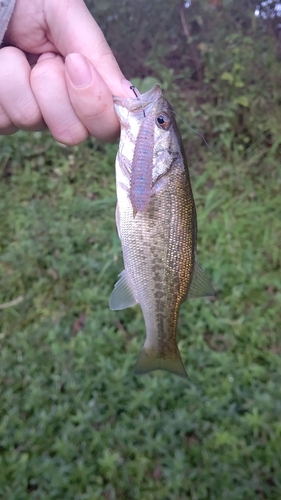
[109,270,138,310]
[133,346,188,379]
[187,258,216,300]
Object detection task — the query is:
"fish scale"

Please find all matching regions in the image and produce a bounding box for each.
[110,84,215,378]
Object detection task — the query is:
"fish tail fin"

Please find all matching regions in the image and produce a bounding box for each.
[133,346,188,379]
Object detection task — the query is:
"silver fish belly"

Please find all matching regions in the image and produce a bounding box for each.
[109,84,214,378]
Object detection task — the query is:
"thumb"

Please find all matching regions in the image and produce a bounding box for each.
[65,53,130,141]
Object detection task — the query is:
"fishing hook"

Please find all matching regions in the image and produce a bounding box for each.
[130,85,146,118]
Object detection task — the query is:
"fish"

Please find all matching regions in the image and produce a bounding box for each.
[109,84,215,378]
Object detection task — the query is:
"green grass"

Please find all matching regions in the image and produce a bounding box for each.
[0,128,281,500]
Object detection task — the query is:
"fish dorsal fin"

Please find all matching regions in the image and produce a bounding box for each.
[109,270,138,310]
[187,258,215,299]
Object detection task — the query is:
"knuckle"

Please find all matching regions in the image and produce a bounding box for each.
[11,100,41,128]
[53,122,88,146]
[31,55,63,86]
[0,107,11,129]
[0,45,23,61]
[30,64,49,88]
[0,106,17,133]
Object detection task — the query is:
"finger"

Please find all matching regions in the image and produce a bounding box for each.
[0,103,18,135]
[45,0,133,98]
[31,52,88,145]
[65,53,120,141]
[0,46,44,131]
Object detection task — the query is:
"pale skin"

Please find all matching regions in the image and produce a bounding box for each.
[0,0,133,144]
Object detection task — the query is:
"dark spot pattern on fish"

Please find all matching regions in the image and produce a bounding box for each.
[112,84,206,377]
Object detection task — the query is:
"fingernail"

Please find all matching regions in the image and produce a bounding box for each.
[122,79,135,97]
[65,53,92,88]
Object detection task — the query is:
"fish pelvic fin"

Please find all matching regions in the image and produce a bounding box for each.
[133,346,188,379]
[109,270,138,310]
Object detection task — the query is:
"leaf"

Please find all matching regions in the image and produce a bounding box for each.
[130,77,159,94]
[233,96,249,107]
[220,72,234,84]
[234,80,244,88]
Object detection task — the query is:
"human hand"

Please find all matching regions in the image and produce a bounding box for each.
[0,0,132,143]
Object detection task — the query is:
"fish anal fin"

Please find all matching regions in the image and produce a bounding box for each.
[133,346,188,379]
[109,270,138,310]
[187,258,215,300]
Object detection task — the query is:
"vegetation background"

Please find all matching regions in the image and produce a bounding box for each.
[1,0,281,498]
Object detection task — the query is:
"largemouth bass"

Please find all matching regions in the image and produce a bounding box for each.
[110,84,214,378]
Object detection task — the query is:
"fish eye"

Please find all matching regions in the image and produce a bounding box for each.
[156,113,171,131]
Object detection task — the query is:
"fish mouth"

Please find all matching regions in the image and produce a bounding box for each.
[113,83,162,114]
